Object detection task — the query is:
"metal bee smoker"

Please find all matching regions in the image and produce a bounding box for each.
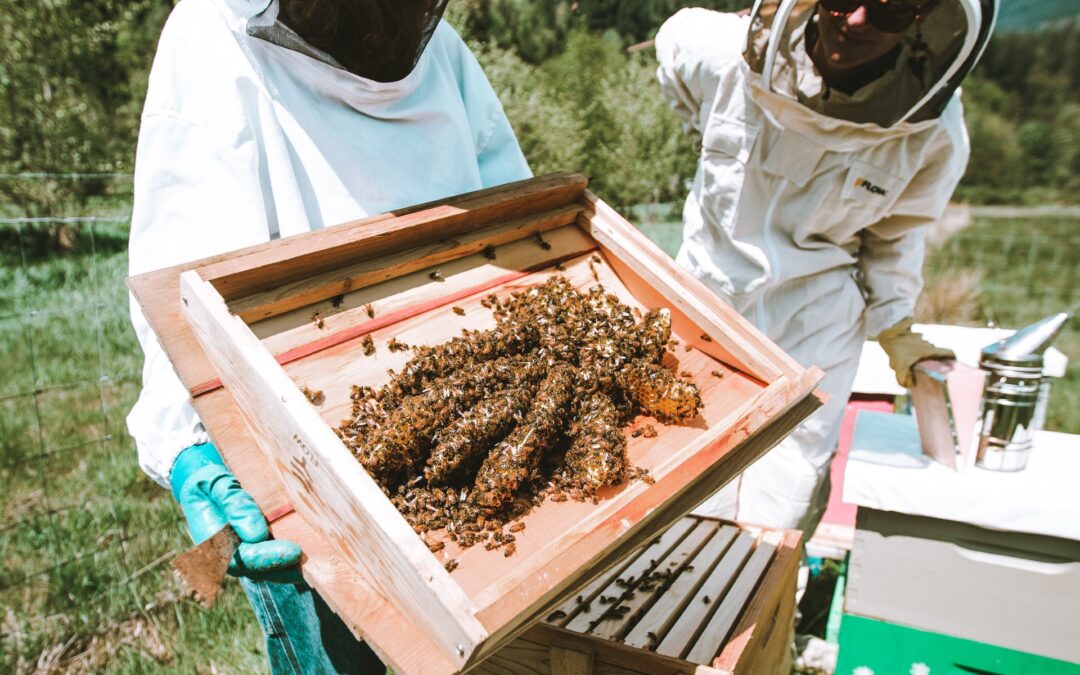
[974,312,1069,471]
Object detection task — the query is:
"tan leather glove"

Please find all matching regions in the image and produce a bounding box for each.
[877,317,956,388]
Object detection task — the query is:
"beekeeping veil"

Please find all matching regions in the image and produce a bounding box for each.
[744,0,996,127]
[222,0,449,82]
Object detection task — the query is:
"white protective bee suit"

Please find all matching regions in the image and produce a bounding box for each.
[658,0,996,533]
[127,0,530,488]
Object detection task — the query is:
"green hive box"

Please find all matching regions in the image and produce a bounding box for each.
[836,614,1080,675]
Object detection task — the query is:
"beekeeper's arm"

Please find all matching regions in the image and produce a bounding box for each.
[128,113,302,577]
[860,99,970,387]
[127,113,272,488]
[449,22,532,187]
[655,8,749,145]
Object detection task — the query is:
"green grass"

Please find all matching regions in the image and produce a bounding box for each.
[0,220,267,673]
[921,216,1079,433]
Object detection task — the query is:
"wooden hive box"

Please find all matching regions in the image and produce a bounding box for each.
[129,173,823,673]
[481,515,802,675]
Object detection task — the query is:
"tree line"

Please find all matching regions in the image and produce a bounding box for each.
[0,0,1075,220]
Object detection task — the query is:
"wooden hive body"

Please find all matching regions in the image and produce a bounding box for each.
[481,515,802,675]
[129,174,823,672]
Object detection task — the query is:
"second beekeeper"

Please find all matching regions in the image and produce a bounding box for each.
[656,0,996,533]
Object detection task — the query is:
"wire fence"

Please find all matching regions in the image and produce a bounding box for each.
[0,174,201,673]
[0,176,1076,671]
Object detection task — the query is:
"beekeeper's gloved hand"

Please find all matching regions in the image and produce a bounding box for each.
[172,442,303,583]
[877,317,956,388]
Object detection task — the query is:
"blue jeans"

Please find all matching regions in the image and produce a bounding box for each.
[240,578,386,674]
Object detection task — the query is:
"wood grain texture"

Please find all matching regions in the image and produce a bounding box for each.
[180,271,485,666]
[587,519,719,641]
[713,529,801,674]
[564,519,698,634]
[521,624,728,675]
[230,204,583,323]
[200,174,589,301]
[685,531,780,664]
[622,525,739,650]
[190,225,597,398]
[250,223,596,354]
[550,644,594,675]
[656,530,756,659]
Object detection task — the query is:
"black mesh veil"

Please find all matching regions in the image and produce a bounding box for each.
[276,0,450,82]
[743,0,996,127]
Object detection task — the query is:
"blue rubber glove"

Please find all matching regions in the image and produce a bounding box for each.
[172,443,303,583]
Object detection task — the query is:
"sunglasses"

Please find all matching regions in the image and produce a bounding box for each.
[818,0,922,33]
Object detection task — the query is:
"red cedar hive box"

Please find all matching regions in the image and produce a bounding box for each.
[131,174,823,672]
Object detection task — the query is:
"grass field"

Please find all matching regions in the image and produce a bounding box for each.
[0,209,1075,672]
[0,220,266,672]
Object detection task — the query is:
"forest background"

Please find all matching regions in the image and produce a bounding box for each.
[1,0,1078,219]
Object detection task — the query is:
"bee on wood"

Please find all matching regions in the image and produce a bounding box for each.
[680,370,693,379]
[332,294,345,309]
[646,631,659,649]
[534,231,552,251]
[711,370,725,379]
[702,595,711,604]
[700,333,712,342]
[301,387,324,405]
[427,540,445,553]
[482,245,497,260]
[444,559,459,573]
[503,542,516,557]
[684,344,693,352]
[311,312,325,329]
[554,262,566,271]
[365,303,375,319]
[387,337,410,353]
[361,334,375,356]
[429,269,445,282]
[509,521,525,533]
[452,306,466,316]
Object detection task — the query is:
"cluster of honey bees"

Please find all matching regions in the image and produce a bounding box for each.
[335,275,702,559]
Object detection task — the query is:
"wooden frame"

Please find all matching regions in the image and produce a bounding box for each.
[477,516,802,675]
[130,174,823,673]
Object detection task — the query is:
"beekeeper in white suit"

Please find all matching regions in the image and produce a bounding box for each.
[126,0,529,670]
[657,0,996,535]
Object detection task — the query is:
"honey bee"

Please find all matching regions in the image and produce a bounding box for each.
[365,303,375,319]
[336,275,703,570]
